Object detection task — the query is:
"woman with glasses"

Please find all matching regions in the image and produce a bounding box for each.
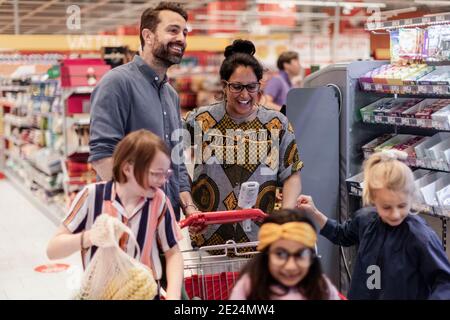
[229,209,340,300]
[47,129,184,299]
[184,39,303,251]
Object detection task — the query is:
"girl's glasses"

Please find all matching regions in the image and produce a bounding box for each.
[269,248,314,267]
[149,169,173,180]
[224,81,260,93]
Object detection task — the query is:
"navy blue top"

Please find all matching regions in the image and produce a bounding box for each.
[321,207,450,300]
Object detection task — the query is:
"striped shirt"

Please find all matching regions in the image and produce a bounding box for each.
[62,180,182,279]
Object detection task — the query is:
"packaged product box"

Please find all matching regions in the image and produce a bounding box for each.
[403,66,435,85]
[359,64,390,85]
[414,132,450,159]
[401,99,441,124]
[413,169,433,180]
[399,28,425,59]
[60,59,111,88]
[392,135,427,158]
[417,172,449,206]
[386,64,428,86]
[346,172,364,197]
[417,66,450,85]
[421,180,440,206]
[359,98,392,121]
[390,30,401,63]
[373,134,416,153]
[431,105,450,129]
[437,26,450,61]
[362,134,395,158]
[435,175,450,206]
[428,137,450,160]
[426,26,442,60]
[372,98,398,116]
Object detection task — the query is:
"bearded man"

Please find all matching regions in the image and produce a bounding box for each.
[89,2,196,220]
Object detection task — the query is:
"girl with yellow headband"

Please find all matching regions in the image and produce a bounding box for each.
[229,209,340,300]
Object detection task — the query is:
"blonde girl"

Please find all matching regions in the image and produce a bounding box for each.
[298,150,450,299]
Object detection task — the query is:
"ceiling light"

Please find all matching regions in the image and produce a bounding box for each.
[414,0,450,5]
[256,0,386,8]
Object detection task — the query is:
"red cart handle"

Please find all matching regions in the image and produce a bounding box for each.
[179,209,267,229]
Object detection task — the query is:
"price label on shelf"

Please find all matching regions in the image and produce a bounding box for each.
[403,86,412,94]
[381,116,388,123]
[436,15,445,22]
[394,117,402,125]
[432,86,444,95]
[388,117,397,124]
[362,83,371,91]
[391,85,400,93]
[374,115,382,123]
[418,85,428,94]
[410,118,418,126]
[374,84,383,91]
[416,119,426,127]
[405,19,413,26]
[422,17,430,24]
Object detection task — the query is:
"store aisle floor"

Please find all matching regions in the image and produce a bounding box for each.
[0,180,81,300]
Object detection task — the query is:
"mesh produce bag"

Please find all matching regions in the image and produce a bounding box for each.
[75,214,158,300]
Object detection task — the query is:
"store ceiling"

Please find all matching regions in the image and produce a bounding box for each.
[0,0,449,35]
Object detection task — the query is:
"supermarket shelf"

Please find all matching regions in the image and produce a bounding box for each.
[347,188,450,219]
[3,167,64,225]
[360,82,450,97]
[62,86,94,97]
[365,13,450,31]
[361,114,450,132]
[0,86,29,92]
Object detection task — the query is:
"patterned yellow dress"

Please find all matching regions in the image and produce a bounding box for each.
[184,101,303,249]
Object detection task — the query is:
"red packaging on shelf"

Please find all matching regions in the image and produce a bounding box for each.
[66,94,91,114]
[60,59,110,88]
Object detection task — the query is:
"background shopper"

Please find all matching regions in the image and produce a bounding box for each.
[263,51,301,111]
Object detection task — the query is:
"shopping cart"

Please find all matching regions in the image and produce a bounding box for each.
[179,209,267,300]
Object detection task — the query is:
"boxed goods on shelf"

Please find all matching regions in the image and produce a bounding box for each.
[362,134,395,158]
[373,134,425,158]
[417,66,450,85]
[60,59,111,88]
[345,171,364,197]
[417,172,450,206]
[415,132,450,159]
[399,28,426,59]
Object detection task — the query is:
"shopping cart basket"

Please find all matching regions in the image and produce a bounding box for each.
[179,209,267,300]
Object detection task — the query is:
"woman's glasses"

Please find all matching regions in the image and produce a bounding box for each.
[224,81,260,93]
[149,169,173,180]
[269,248,314,267]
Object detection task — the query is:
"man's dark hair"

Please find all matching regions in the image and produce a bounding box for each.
[140,2,188,50]
[277,51,299,71]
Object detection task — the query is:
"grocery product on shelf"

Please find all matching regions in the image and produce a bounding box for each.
[417,66,450,85]
[346,168,450,216]
[399,28,425,60]
[360,97,450,129]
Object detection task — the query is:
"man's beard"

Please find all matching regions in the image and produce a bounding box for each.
[152,40,184,68]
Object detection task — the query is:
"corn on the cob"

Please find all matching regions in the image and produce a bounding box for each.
[108,266,157,300]
[76,265,157,300]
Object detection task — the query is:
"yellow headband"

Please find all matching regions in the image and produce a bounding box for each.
[257,222,317,251]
